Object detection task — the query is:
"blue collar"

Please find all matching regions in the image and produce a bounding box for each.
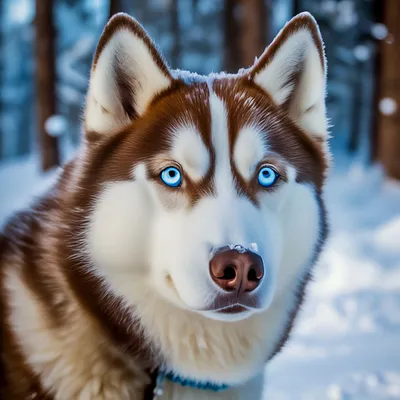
[158,370,230,392]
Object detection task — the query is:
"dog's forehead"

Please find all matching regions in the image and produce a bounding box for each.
[163,80,271,183]
[128,76,326,191]
[165,80,267,148]
[164,79,277,173]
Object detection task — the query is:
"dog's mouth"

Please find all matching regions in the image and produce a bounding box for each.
[165,273,263,314]
[216,304,248,314]
[203,291,263,312]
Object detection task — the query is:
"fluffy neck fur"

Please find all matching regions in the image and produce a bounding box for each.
[126,277,302,386]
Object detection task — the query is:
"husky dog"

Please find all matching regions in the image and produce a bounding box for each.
[0,11,329,400]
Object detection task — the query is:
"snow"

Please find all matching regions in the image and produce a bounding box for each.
[45,115,68,137]
[321,0,337,15]
[0,156,58,227]
[353,45,370,62]
[336,0,358,30]
[386,35,395,45]
[7,0,34,25]
[371,24,389,41]
[57,35,96,92]
[379,98,398,116]
[0,155,399,399]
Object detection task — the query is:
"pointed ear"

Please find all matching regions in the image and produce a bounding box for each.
[85,13,173,134]
[247,12,328,140]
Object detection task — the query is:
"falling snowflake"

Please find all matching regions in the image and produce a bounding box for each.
[320,0,337,14]
[354,45,370,62]
[371,23,389,40]
[336,0,358,30]
[379,98,398,116]
[45,115,68,137]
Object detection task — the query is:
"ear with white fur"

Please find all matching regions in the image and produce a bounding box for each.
[248,12,327,140]
[85,13,173,134]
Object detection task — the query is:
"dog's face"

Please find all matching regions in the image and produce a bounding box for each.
[80,13,329,323]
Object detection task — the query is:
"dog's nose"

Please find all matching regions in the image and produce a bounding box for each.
[209,248,264,293]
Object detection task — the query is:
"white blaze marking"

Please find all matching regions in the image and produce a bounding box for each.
[209,91,233,196]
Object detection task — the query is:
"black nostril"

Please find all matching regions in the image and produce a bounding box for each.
[247,267,259,282]
[222,265,236,280]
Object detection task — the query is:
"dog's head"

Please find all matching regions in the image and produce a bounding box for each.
[79,13,329,323]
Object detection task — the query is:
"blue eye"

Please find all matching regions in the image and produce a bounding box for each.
[160,167,182,187]
[258,166,279,187]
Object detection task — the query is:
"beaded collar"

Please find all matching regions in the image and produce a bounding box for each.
[152,369,230,398]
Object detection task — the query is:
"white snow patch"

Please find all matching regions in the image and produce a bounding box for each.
[371,23,389,41]
[45,115,68,137]
[379,98,398,116]
[321,0,337,15]
[8,0,33,24]
[0,156,58,228]
[354,45,370,62]
[336,0,358,30]
[373,216,400,255]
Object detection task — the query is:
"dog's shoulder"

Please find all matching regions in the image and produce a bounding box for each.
[0,207,54,398]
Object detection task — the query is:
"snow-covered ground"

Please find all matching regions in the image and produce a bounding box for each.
[1,154,399,399]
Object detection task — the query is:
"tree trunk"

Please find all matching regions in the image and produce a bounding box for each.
[224,0,241,72]
[224,0,267,72]
[374,0,400,179]
[35,0,59,171]
[109,0,121,18]
[348,59,363,153]
[238,0,267,68]
[371,0,384,162]
[0,0,3,158]
[171,0,181,68]
[293,0,302,15]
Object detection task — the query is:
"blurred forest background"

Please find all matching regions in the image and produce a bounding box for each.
[0,0,399,180]
[1,2,400,398]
